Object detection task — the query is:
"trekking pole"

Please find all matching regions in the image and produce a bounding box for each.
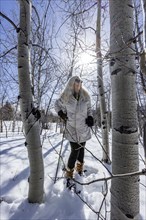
[54,122,66,184]
[91,127,112,164]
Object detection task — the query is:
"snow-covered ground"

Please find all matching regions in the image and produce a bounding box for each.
[0,122,146,220]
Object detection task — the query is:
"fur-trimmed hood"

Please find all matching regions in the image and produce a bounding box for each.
[55,75,92,143]
[60,76,90,103]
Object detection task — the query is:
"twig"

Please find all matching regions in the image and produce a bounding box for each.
[0,45,17,58]
[0,12,18,31]
[64,125,112,175]
[85,146,112,176]
[47,136,66,168]
[75,192,105,220]
[140,182,146,188]
[91,127,112,164]
[98,175,108,220]
[73,169,146,186]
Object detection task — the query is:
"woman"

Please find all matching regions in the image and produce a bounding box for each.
[55,76,94,179]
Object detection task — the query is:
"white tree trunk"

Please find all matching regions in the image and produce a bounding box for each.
[144,122,146,163]
[140,0,146,76]
[12,101,19,132]
[18,0,44,203]
[96,0,110,163]
[109,1,139,219]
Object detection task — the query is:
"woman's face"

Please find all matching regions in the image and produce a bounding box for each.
[74,81,81,93]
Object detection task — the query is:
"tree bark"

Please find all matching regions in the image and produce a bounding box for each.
[144,121,146,162]
[96,0,110,163]
[109,0,139,219]
[143,0,146,47]
[140,0,146,76]
[0,120,3,133]
[18,0,44,203]
[12,101,19,132]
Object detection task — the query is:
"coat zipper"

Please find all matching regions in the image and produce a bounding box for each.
[75,98,79,143]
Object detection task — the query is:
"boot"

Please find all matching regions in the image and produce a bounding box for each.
[65,167,74,179]
[75,161,84,175]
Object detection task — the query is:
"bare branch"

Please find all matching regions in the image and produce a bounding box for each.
[98,178,108,220]
[73,169,146,186]
[72,2,97,16]
[0,45,17,58]
[76,23,96,32]
[32,5,41,27]
[31,43,51,53]
[0,12,18,31]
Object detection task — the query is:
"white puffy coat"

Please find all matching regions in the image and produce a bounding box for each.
[55,76,92,143]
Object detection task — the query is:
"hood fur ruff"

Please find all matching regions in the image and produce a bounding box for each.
[60,76,90,103]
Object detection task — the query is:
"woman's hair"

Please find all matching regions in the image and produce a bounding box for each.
[60,76,90,103]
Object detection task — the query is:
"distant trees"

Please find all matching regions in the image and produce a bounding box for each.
[30,1,57,109]
[0,101,14,121]
[0,101,14,133]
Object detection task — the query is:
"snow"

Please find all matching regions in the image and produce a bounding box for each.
[0,122,146,220]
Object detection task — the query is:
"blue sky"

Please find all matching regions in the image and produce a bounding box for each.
[0,0,19,35]
[1,0,18,15]
[1,0,143,107]
[0,0,111,105]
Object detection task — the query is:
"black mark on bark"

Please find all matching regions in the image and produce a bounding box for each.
[125,214,134,219]
[111,68,121,75]
[114,126,137,134]
[127,4,134,8]
[127,69,136,74]
[110,58,115,66]
[16,28,20,33]
[102,121,105,125]
[18,95,21,100]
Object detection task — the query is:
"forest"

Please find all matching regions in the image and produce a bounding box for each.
[0,0,146,220]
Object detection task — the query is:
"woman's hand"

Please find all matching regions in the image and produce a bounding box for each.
[85,116,94,127]
[58,110,68,121]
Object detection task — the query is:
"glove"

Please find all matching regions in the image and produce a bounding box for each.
[58,110,68,121]
[85,116,94,127]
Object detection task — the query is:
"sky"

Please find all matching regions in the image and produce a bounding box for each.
[0,0,102,106]
[0,0,144,109]
[0,0,18,20]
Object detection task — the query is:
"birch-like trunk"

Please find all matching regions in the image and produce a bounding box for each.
[140,0,146,76]
[109,1,139,219]
[18,0,44,203]
[12,101,19,132]
[96,0,110,163]
[144,122,146,162]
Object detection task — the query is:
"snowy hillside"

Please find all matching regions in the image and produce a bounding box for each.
[0,122,145,220]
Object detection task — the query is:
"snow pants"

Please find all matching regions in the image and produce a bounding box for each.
[67,141,86,170]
